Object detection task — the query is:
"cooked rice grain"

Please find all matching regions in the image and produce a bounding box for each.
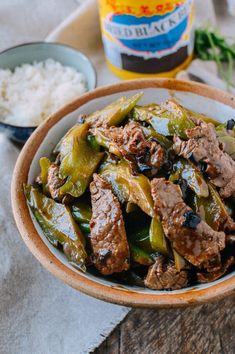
[0,59,87,127]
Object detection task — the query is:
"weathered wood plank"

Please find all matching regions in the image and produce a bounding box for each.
[93,326,120,354]
[120,297,235,354]
[93,297,235,354]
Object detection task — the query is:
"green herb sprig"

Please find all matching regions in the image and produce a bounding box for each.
[195,27,235,89]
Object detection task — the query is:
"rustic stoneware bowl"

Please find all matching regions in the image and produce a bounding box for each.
[11,79,235,308]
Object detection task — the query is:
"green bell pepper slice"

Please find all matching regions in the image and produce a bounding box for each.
[71,200,91,224]
[193,184,231,231]
[129,243,155,266]
[100,160,154,217]
[24,185,87,271]
[151,100,195,139]
[185,107,220,126]
[142,126,173,150]
[79,223,90,233]
[169,159,209,197]
[132,106,152,122]
[91,129,122,156]
[39,157,51,185]
[128,215,175,262]
[149,217,169,256]
[218,135,235,159]
[87,134,101,151]
[128,225,152,253]
[86,92,143,127]
[127,213,169,257]
[141,103,161,111]
[58,123,104,197]
[173,249,187,272]
[133,100,195,139]
[216,124,235,159]
[71,199,92,234]
[38,157,51,194]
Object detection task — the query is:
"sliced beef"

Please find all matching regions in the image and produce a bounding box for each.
[89,174,130,275]
[36,163,71,204]
[173,122,235,198]
[151,178,225,269]
[144,255,188,290]
[91,122,166,175]
[47,163,65,202]
[197,256,234,283]
[118,122,165,173]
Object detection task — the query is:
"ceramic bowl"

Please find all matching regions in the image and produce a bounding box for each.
[0,42,96,143]
[11,79,235,308]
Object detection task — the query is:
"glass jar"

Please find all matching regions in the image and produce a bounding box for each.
[98,0,195,79]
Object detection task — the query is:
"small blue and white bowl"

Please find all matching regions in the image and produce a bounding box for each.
[0,42,97,144]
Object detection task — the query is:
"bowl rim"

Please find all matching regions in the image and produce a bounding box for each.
[11,78,235,308]
[0,41,97,129]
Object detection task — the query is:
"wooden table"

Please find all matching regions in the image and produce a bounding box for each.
[94,297,235,354]
[93,1,235,353]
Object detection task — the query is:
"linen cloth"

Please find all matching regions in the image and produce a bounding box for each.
[0,1,218,354]
[0,2,127,354]
[46,0,119,87]
[0,135,130,354]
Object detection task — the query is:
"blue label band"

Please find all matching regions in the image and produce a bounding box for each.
[102,0,193,63]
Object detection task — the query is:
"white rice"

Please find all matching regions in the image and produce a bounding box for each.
[0,58,87,127]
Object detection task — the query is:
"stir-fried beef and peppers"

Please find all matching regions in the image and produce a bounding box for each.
[25,93,235,290]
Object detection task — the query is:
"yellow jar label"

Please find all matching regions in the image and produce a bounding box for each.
[99,0,190,17]
[98,0,194,78]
